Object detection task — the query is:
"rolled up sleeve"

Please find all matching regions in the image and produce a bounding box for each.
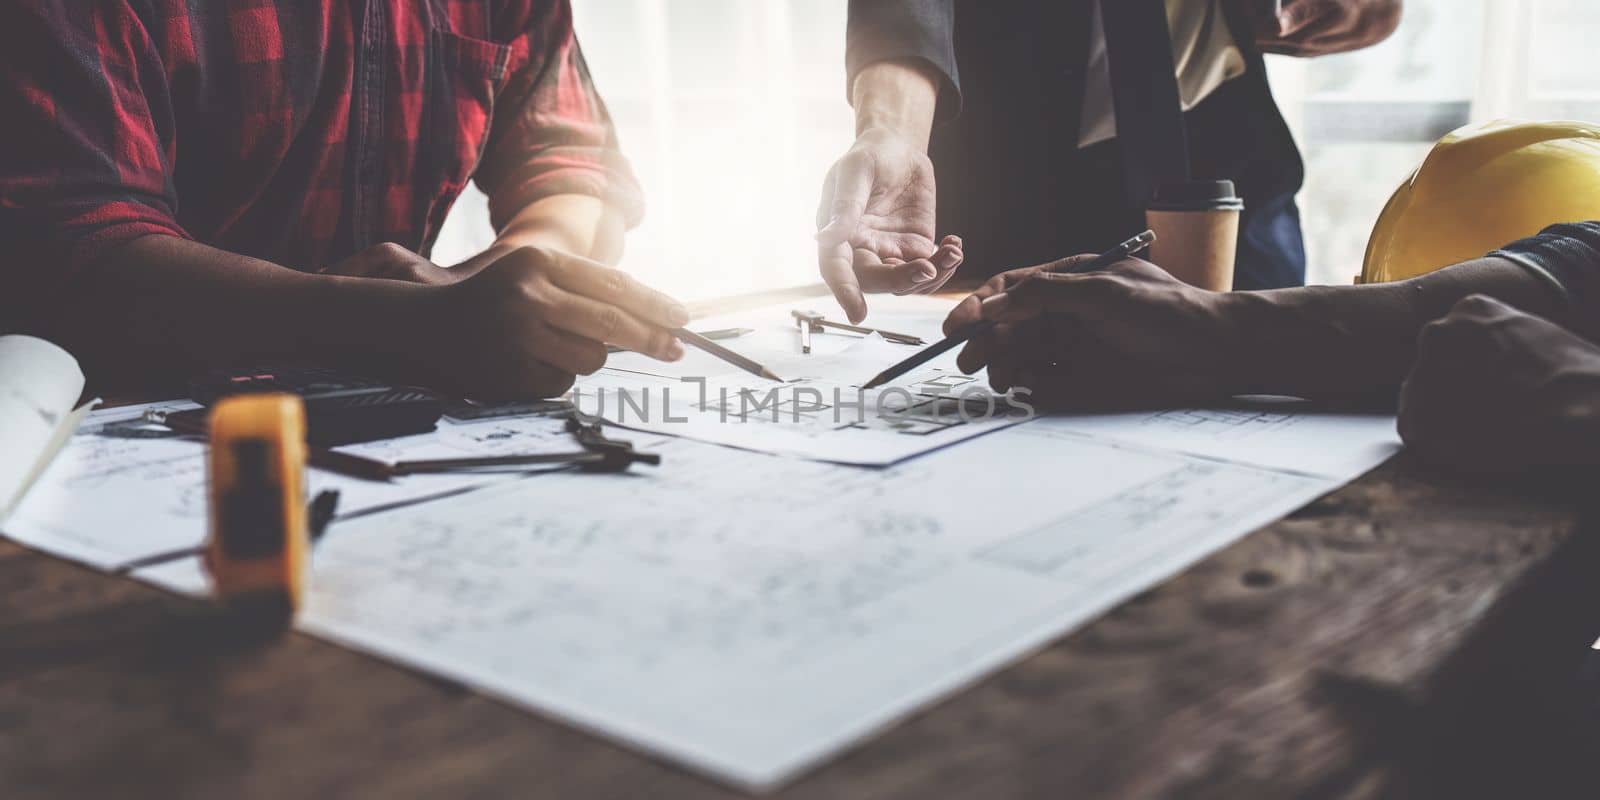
[1493,221,1600,323]
[0,0,190,305]
[474,0,644,232]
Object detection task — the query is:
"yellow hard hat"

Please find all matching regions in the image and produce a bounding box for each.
[1360,120,1600,283]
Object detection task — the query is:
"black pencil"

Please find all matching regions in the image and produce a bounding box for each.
[861,230,1156,389]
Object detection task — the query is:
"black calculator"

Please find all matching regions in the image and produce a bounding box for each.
[188,366,444,446]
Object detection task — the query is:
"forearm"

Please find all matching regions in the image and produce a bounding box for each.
[1225,256,1566,402]
[851,60,939,149]
[476,194,624,269]
[43,235,430,392]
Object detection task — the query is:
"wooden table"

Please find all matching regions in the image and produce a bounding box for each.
[6,288,1599,798]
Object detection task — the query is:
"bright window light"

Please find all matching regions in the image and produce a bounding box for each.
[436,1,1600,295]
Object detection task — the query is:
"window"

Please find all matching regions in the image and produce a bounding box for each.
[1270,0,1600,284]
[435,0,853,301]
[435,1,1600,294]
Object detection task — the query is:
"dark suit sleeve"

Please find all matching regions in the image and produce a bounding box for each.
[845,0,962,123]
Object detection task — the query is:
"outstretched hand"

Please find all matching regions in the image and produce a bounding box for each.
[816,128,963,323]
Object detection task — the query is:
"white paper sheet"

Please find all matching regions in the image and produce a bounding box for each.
[0,335,89,517]
[135,407,1399,789]
[18,292,1402,788]
[582,296,1022,465]
[1,403,605,569]
[1038,401,1402,479]
[575,366,1024,466]
[605,293,951,384]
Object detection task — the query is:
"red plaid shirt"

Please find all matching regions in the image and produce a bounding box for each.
[0,0,641,290]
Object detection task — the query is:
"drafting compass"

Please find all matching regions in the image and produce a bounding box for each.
[145,405,659,480]
[392,417,660,475]
[790,310,925,354]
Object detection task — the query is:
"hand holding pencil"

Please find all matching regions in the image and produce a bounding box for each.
[940,239,1253,409]
[862,232,1153,389]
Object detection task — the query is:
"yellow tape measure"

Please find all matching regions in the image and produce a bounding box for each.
[204,393,309,626]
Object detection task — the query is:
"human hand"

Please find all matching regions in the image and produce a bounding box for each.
[944,256,1243,408]
[1251,0,1402,57]
[415,247,688,399]
[816,128,962,323]
[1398,295,1600,473]
[321,242,464,285]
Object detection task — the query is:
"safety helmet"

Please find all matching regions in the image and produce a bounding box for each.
[1360,120,1600,283]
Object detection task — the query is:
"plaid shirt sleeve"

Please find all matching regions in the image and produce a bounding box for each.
[474,1,644,232]
[0,2,191,290]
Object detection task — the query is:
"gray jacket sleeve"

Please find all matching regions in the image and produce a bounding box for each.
[845,0,962,123]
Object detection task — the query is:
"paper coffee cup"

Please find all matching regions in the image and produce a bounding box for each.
[1144,180,1243,291]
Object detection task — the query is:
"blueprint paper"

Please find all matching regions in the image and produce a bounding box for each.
[1038,403,1401,478]
[605,294,956,384]
[581,296,1024,465]
[135,408,1399,789]
[575,363,1026,466]
[16,294,1403,787]
[0,335,88,518]
[1,403,594,569]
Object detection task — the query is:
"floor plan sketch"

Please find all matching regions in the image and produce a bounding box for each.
[128,412,1397,789]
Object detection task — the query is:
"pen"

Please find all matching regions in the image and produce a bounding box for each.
[115,488,344,573]
[696,327,755,341]
[673,328,784,382]
[608,327,752,353]
[818,321,924,346]
[792,310,828,354]
[309,489,341,542]
[861,230,1156,389]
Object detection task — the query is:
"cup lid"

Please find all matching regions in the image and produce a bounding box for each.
[1148,179,1244,211]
